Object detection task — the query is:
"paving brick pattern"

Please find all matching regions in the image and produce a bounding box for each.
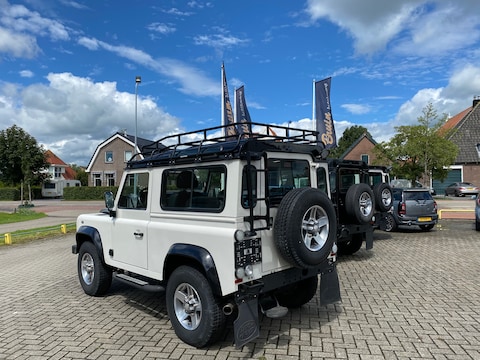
[1,220,479,359]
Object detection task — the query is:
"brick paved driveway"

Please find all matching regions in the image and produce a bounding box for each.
[1,220,479,359]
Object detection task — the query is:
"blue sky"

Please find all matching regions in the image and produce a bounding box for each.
[2,0,480,166]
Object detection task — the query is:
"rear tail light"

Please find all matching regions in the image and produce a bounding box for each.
[433,200,438,213]
[399,202,406,216]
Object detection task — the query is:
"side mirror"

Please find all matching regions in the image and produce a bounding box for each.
[104,191,116,217]
[105,191,115,208]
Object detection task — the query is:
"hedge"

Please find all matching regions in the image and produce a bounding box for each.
[63,186,118,200]
[0,186,117,201]
[0,187,42,201]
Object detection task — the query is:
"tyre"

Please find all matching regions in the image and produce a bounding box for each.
[78,241,112,296]
[337,233,363,255]
[373,183,393,212]
[166,266,226,348]
[419,224,435,231]
[382,213,397,232]
[476,219,480,231]
[345,184,375,224]
[274,188,337,268]
[274,276,318,308]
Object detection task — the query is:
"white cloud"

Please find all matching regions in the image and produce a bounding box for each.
[0,26,40,58]
[77,37,219,97]
[0,73,181,165]
[147,22,176,35]
[1,3,69,42]
[341,103,371,115]
[19,70,34,78]
[305,0,480,57]
[394,64,480,125]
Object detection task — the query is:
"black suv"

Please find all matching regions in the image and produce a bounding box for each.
[381,188,438,232]
[327,159,393,255]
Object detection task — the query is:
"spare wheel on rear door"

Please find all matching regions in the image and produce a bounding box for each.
[345,183,375,224]
[274,188,337,268]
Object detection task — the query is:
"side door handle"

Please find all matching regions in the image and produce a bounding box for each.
[134,231,144,237]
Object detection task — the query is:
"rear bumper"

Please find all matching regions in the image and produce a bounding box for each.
[395,214,438,226]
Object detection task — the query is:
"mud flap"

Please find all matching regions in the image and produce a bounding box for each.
[365,228,373,250]
[233,282,262,348]
[319,266,341,306]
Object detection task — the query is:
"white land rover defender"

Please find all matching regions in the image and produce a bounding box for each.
[72,123,343,348]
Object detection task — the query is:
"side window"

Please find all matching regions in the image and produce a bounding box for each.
[117,172,149,209]
[267,159,310,205]
[161,166,226,212]
[317,167,327,193]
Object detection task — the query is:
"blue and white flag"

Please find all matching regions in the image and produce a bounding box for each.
[235,85,252,137]
[222,63,236,137]
[315,77,336,149]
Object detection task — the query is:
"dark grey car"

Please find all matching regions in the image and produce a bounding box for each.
[381,188,438,232]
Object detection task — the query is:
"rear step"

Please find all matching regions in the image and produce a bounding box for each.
[114,272,165,292]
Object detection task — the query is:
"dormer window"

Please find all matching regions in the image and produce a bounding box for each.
[105,151,113,163]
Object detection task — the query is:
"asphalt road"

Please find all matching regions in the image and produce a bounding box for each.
[0,219,479,359]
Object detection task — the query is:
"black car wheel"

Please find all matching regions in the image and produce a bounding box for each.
[166,266,226,348]
[382,213,397,232]
[77,241,112,296]
[274,276,318,308]
[337,233,364,255]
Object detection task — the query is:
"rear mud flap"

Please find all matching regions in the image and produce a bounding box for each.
[233,282,262,348]
[319,266,342,306]
[365,229,373,250]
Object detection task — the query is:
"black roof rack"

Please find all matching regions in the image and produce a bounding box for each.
[127,122,327,169]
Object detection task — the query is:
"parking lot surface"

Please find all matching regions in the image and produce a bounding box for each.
[1,220,479,359]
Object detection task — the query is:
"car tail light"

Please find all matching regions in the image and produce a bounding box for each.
[399,202,406,216]
[433,200,438,213]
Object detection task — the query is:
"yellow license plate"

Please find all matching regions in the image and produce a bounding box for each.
[418,217,432,222]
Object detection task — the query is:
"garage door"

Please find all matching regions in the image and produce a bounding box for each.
[432,168,462,195]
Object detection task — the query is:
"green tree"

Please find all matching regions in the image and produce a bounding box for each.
[71,164,88,186]
[373,103,458,186]
[329,125,372,158]
[0,125,48,201]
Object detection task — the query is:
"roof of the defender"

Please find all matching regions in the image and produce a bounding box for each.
[127,122,329,169]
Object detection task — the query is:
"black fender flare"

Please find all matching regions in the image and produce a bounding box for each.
[75,225,106,265]
[165,244,222,297]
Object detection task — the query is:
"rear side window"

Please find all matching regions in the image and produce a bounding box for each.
[266,158,310,205]
[161,166,226,212]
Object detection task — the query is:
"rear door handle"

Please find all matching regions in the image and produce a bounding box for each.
[134,232,144,237]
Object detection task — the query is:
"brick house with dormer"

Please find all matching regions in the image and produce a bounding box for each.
[86,131,156,187]
[433,96,480,194]
[340,132,378,165]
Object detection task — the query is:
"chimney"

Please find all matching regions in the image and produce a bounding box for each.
[473,95,480,108]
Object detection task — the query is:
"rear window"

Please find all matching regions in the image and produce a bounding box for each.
[403,191,432,201]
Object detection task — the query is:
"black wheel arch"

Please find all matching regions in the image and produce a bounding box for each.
[75,226,107,265]
[165,244,222,297]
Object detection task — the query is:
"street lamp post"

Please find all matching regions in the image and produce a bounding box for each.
[134,76,141,159]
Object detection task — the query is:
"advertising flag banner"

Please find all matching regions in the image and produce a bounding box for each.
[315,77,336,149]
[235,85,252,137]
[222,64,236,137]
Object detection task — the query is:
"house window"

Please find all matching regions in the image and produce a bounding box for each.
[124,150,132,162]
[105,151,113,163]
[361,154,369,164]
[93,173,102,186]
[105,173,115,186]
